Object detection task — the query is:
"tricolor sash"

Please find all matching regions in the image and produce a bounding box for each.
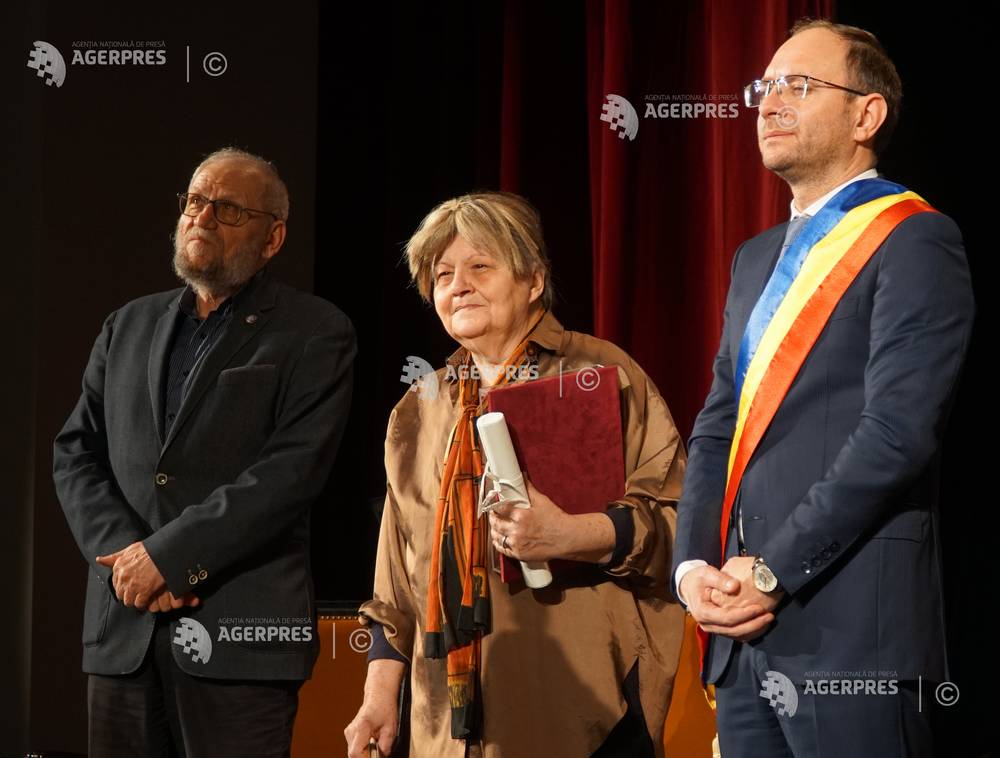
[697,178,938,674]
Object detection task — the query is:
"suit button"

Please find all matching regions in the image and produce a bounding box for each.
[830,541,840,552]
[155,473,168,486]
[820,548,831,559]
[811,557,822,568]
[800,561,811,574]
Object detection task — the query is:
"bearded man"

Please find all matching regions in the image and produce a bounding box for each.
[53,147,356,757]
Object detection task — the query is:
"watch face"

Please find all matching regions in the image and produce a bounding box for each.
[754,563,778,593]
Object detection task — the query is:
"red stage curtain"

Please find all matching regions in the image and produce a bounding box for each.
[495,0,832,436]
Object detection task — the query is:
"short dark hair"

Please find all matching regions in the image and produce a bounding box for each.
[790,18,902,155]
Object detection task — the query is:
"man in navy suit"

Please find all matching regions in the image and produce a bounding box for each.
[672,19,973,757]
[53,148,357,757]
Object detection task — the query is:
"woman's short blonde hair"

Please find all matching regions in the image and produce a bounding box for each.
[404,192,554,309]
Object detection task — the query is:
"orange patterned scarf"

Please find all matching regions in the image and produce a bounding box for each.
[424,312,545,740]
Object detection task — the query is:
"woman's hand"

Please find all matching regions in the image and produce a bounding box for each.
[488,477,617,563]
[488,478,572,562]
[345,659,406,757]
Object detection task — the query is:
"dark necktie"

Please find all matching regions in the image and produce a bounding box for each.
[777,213,812,264]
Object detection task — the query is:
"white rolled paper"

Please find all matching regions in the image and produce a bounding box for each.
[476,412,553,589]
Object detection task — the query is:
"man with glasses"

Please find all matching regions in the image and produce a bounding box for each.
[53,148,357,756]
[673,19,973,757]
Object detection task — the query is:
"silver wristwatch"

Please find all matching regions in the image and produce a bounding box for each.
[752,555,780,593]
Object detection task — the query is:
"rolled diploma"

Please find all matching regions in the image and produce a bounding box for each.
[476,412,553,589]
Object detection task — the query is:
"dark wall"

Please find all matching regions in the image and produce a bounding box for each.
[3,1,319,752]
[833,4,990,754]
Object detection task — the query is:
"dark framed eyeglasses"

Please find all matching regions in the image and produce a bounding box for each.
[177,192,281,227]
[743,74,868,108]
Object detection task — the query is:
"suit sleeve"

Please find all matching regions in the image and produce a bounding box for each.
[760,211,975,595]
[671,242,747,600]
[52,310,152,587]
[143,309,357,596]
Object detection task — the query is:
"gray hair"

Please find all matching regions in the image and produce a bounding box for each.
[192,147,290,221]
[405,191,554,309]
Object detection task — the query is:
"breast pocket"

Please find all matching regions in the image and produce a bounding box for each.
[218,364,278,386]
[211,364,281,448]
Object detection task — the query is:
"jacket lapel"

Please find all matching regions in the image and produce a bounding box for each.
[732,224,787,360]
[160,271,279,454]
[148,294,183,444]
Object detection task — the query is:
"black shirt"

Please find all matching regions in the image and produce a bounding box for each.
[161,270,265,439]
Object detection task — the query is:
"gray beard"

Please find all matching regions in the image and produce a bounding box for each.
[171,229,266,297]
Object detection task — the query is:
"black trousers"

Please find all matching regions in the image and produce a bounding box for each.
[88,618,302,758]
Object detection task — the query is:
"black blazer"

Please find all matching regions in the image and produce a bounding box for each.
[53,269,357,679]
[673,208,974,684]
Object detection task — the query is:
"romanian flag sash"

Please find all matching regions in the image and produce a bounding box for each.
[720,178,936,556]
[696,178,937,676]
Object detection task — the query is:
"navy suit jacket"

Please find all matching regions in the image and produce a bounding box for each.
[672,206,974,684]
[53,269,357,679]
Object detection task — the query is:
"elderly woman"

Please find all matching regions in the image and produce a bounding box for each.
[345,192,686,757]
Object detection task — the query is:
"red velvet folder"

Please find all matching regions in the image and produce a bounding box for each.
[485,365,625,583]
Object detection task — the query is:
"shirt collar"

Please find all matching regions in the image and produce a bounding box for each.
[790,167,880,219]
[444,308,565,381]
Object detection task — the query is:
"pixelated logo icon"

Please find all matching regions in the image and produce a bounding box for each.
[173,617,213,664]
[26,41,66,88]
[400,355,439,401]
[759,670,798,717]
[600,94,638,141]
